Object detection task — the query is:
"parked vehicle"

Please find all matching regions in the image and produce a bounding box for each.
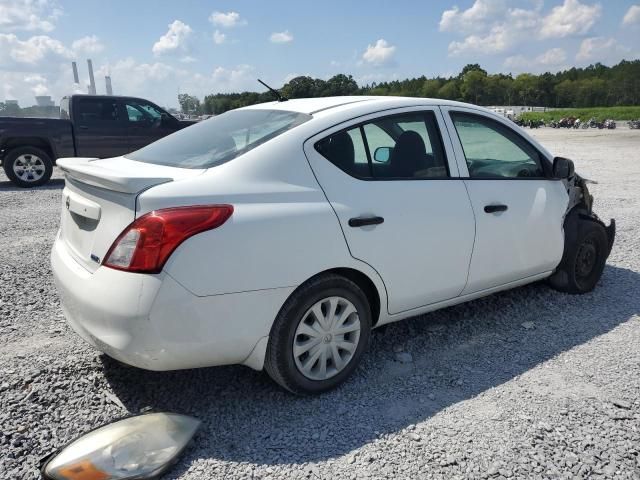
[51,97,615,395]
[0,95,194,187]
[628,119,640,129]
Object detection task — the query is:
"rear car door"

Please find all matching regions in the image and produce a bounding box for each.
[441,107,569,293]
[304,108,475,314]
[74,97,129,158]
[123,99,174,152]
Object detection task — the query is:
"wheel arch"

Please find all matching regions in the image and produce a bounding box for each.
[1,137,55,163]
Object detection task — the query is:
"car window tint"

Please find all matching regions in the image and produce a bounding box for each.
[451,112,544,178]
[126,109,311,169]
[363,123,394,164]
[316,111,449,180]
[366,112,448,179]
[315,126,370,178]
[77,98,119,123]
[397,120,433,154]
[125,104,147,122]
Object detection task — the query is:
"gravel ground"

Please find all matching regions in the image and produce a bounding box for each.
[1,127,639,479]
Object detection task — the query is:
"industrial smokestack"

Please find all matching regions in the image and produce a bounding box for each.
[71,62,80,84]
[105,76,113,96]
[87,59,96,95]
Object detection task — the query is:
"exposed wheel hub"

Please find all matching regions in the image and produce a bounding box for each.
[576,239,597,278]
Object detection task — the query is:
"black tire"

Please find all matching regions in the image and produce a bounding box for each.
[3,146,53,188]
[548,215,609,294]
[264,274,372,395]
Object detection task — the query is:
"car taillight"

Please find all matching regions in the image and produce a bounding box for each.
[103,205,233,274]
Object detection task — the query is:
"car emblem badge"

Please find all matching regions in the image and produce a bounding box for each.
[65,196,70,210]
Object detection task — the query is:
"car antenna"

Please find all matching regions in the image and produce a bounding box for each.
[258,79,288,102]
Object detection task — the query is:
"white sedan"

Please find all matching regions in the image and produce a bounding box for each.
[51,96,615,394]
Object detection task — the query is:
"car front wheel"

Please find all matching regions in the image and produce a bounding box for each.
[265,274,372,395]
[548,214,609,294]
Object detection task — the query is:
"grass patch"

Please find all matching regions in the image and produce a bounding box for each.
[520,106,640,122]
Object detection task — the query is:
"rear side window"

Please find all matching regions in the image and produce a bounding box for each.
[315,111,448,180]
[76,98,119,123]
[450,112,545,178]
[126,109,311,169]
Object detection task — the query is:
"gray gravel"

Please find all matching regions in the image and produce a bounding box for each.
[1,127,639,479]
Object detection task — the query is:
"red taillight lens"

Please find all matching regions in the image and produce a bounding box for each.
[103,205,233,274]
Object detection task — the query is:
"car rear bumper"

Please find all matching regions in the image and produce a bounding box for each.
[51,232,293,371]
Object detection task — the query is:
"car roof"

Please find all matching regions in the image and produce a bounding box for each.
[243,96,479,115]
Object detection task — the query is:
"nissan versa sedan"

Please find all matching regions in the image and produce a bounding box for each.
[51,96,615,394]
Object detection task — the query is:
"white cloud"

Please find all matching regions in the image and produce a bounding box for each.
[504,47,567,71]
[536,47,567,65]
[270,31,293,44]
[152,20,192,57]
[439,0,507,33]
[623,5,640,26]
[443,0,601,57]
[71,35,104,54]
[213,30,226,44]
[180,56,197,63]
[362,39,396,66]
[576,37,629,63]
[448,25,513,56]
[0,0,62,32]
[0,33,72,67]
[209,11,246,28]
[539,0,601,39]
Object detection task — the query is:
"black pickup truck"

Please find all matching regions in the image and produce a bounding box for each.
[0,95,194,187]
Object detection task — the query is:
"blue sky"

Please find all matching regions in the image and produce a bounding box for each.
[1,0,639,108]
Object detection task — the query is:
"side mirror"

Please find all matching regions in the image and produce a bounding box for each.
[373,146,392,163]
[552,156,575,179]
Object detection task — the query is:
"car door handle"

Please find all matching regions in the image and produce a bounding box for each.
[348,216,384,227]
[484,204,508,213]
[78,125,89,130]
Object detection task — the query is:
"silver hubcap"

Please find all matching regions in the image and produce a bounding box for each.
[13,154,45,182]
[293,296,361,381]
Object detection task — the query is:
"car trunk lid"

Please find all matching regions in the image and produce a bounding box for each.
[57,157,204,272]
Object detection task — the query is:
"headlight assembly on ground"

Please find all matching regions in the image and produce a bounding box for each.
[41,412,200,480]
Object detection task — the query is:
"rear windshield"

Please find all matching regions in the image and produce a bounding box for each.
[126,109,311,169]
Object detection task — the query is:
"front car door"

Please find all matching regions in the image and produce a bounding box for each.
[73,97,128,158]
[441,106,569,294]
[304,107,475,315]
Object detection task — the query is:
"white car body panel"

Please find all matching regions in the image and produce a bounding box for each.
[51,96,571,372]
[440,105,568,292]
[303,106,476,314]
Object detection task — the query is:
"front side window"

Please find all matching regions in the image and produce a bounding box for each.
[125,101,164,123]
[315,111,449,180]
[451,112,545,178]
[76,98,119,123]
[126,109,311,169]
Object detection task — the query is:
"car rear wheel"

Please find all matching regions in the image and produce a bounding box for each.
[3,146,53,188]
[548,216,609,294]
[265,274,371,395]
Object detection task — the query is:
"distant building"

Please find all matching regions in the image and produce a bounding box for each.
[35,96,55,107]
[5,100,19,106]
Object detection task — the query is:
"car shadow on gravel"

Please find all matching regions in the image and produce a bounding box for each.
[102,264,640,471]
[0,179,65,191]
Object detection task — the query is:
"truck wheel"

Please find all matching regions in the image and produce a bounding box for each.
[265,274,372,395]
[3,146,53,188]
[548,215,609,294]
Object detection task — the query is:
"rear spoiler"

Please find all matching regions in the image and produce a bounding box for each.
[57,157,172,194]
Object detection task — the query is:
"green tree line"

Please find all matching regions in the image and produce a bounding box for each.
[199,60,639,115]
